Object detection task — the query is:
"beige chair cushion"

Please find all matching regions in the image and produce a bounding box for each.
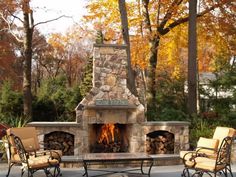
[7,127,40,154]
[213,127,236,148]
[194,157,225,172]
[23,155,59,169]
[180,138,218,159]
[36,150,62,159]
[21,138,38,152]
[11,153,21,163]
[185,156,225,171]
[196,137,219,156]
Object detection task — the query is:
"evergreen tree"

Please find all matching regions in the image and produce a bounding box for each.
[80,57,93,97]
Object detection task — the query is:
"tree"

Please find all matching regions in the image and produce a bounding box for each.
[141,0,234,107]
[85,0,234,111]
[118,0,137,95]
[46,28,90,86]
[21,0,33,120]
[0,27,21,88]
[188,0,197,115]
[80,57,93,97]
[1,0,68,119]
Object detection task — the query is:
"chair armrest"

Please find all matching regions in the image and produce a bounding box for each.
[182,151,197,167]
[195,146,217,158]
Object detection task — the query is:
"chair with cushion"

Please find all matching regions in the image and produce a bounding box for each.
[5,127,62,177]
[180,126,235,160]
[11,134,60,177]
[181,127,235,177]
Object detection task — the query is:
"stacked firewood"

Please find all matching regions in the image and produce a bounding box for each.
[44,132,74,155]
[146,131,174,154]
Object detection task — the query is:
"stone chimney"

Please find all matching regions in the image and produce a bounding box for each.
[75,44,145,124]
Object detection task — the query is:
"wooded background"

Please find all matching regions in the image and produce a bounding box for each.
[0,1,235,142]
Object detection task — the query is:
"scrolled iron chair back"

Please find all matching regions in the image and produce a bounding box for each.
[215,136,233,167]
[10,134,28,164]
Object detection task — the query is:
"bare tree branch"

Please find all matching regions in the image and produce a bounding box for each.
[158,0,183,31]
[142,0,152,34]
[0,13,23,42]
[160,2,223,35]
[0,28,8,32]
[33,15,72,28]
[7,10,24,23]
[156,0,161,27]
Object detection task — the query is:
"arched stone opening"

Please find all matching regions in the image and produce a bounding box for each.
[44,131,74,155]
[146,130,174,154]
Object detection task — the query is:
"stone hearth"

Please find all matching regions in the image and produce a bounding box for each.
[28,44,190,157]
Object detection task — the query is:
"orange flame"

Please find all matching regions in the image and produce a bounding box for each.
[98,124,116,144]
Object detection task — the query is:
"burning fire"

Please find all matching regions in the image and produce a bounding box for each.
[98,124,116,144]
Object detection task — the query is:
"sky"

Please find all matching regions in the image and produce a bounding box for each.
[31,0,88,35]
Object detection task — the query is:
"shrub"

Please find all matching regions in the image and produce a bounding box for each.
[35,76,82,121]
[0,81,23,122]
[159,107,187,121]
[32,98,57,121]
[189,114,229,149]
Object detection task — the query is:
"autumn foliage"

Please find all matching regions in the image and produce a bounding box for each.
[0,0,235,123]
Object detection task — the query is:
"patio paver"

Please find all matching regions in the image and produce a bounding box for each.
[0,163,236,177]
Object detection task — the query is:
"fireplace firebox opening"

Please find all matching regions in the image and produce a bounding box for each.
[89,123,129,153]
[44,131,74,155]
[146,130,174,154]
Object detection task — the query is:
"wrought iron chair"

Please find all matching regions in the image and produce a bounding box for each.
[182,136,234,177]
[4,127,62,177]
[180,127,235,161]
[11,134,61,177]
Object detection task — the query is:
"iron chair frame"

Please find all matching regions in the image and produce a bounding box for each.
[182,136,234,177]
[11,134,61,177]
[4,128,62,177]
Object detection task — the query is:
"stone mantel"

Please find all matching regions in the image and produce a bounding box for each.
[85,105,137,110]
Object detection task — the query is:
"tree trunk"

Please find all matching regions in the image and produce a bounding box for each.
[22,2,33,120]
[187,0,197,115]
[147,38,160,103]
[118,0,137,96]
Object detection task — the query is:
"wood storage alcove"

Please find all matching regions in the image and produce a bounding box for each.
[44,131,74,155]
[146,130,174,154]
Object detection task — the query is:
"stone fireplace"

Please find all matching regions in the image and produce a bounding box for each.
[89,123,129,153]
[28,44,189,159]
[75,44,146,154]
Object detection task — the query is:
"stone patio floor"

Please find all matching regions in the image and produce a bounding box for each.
[0,163,236,177]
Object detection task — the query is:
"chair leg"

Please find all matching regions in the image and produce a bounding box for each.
[226,165,234,177]
[192,171,206,177]
[53,166,57,177]
[21,168,25,177]
[182,167,191,177]
[28,170,33,177]
[56,165,62,177]
[6,163,14,177]
[44,168,51,177]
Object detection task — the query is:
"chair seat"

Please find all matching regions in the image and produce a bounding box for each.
[36,150,62,159]
[195,157,225,172]
[184,156,225,171]
[24,155,59,169]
